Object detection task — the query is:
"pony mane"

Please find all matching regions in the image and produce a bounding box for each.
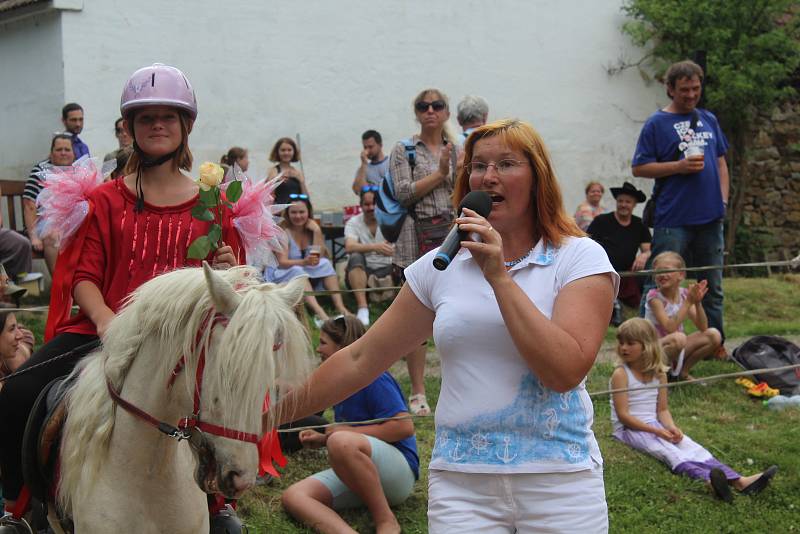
[58,266,312,513]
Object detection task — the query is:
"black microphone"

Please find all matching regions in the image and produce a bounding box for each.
[433,190,492,271]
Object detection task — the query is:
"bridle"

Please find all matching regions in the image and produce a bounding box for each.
[106,310,259,446]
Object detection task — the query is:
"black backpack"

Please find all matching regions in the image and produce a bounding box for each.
[731,335,800,395]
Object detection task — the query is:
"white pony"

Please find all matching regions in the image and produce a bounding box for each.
[52,264,312,533]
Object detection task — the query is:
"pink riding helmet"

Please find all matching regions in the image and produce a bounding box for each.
[120,63,198,120]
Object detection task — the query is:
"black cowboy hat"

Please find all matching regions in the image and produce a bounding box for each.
[610,182,646,203]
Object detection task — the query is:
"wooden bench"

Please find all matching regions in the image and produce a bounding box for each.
[0,179,44,259]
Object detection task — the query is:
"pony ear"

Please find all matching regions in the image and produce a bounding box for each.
[202,261,242,315]
[279,276,308,308]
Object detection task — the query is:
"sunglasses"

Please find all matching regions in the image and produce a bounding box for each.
[415,100,446,113]
[288,193,309,200]
[360,185,380,192]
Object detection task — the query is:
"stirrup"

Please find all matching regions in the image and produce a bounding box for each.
[0,514,34,534]
[209,504,248,534]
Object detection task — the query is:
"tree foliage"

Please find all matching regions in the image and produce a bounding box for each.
[621,0,799,139]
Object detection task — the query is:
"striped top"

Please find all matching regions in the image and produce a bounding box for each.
[24,159,50,203]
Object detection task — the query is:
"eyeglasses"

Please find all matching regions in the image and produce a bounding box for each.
[360,185,379,192]
[467,159,527,177]
[288,193,309,200]
[415,100,446,113]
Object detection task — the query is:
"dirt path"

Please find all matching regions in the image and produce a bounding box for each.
[389,335,800,378]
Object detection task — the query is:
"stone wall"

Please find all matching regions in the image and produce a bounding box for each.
[739,100,800,259]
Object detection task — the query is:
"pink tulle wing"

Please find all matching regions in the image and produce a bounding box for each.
[226,176,287,269]
[35,156,112,248]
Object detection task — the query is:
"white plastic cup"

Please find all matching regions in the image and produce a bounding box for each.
[685,145,704,158]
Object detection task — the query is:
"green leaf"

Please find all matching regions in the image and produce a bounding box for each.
[208,224,222,248]
[187,235,212,259]
[199,187,217,207]
[191,204,215,221]
[226,180,243,203]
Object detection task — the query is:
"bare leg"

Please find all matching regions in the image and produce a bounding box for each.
[326,432,401,534]
[406,344,428,415]
[282,478,356,534]
[660,333,687,368]
[347,267,369,310]
[43,238,58,275]
[682,329,722,378]
[323,275,352,316]
[733,473,762,491]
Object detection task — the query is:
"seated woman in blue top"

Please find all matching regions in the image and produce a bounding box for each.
[265,195,353,323]
[282,316,418,534]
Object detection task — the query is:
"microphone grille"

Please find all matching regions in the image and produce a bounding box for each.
[459,190,492,218]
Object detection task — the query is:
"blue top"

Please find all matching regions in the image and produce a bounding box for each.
[72,135,90,159]
[334,372,420,479]
[632,108,728,227]
[361,156,390,187]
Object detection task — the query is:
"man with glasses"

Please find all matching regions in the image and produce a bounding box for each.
[344,187,394,325]
[61,103,89,159]
[351,130,390,195]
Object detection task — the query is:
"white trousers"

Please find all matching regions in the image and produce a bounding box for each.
[428,464,608,533]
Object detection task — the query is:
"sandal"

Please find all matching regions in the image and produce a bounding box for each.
[740,465,778,496]
[408,394,431,416]
[710,468,733,503]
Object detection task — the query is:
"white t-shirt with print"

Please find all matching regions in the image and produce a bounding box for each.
[404,236,619,474]
[344,213,392,269]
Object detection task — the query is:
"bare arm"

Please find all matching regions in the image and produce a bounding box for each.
[718,156,729,205]
[22,199,43,250]
[490,272,614,392]
[352,151,369,195]
[655,374,683,442]
[73,280,115,337]
[345,237,376,254]
[632,156,703,179]
[631,242,651,271]
[648,295,691,334]
[266,285,433,431]
[328,413,414,443]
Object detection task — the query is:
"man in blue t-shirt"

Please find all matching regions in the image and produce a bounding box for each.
[62,103,90,159]
[632,59,729,343]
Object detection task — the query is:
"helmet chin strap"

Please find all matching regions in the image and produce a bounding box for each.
[132,141,180,212]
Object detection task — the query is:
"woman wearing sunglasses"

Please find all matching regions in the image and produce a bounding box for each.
[267,194,353,324]
[388,88,461,417]
[267,136,309,204]
[271,119,617,532]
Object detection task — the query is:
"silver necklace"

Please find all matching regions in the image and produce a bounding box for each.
[504,247,533,268]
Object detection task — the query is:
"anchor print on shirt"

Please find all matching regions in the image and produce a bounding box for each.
[433,372,592,466]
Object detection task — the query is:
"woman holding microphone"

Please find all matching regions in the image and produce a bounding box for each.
[269,119,617,532]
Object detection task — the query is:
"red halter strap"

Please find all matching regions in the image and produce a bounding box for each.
[107,311,259,444]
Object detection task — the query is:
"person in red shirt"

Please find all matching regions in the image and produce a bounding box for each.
[0,64,241,530]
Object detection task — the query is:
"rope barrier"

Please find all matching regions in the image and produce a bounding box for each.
[305,254,800,295]
[275,362,800,433]
[5,255,796,302]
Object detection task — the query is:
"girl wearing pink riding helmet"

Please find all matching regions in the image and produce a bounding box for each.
[0,64,244,533]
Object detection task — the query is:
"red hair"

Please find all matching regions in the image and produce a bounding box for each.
[453,119,584,247]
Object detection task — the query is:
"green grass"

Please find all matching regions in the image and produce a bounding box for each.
[12,276,800,532]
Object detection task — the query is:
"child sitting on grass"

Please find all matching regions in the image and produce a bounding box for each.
[644,251,722,380]
[281,316,418,534]
[610,318,777,502]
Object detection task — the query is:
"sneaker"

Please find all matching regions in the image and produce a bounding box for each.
[3,282,26,299]
[356,307,370,326]
[17,272,43,284]
[209,504,246,534]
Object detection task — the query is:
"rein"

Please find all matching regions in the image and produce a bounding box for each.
[106,311,259,445]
